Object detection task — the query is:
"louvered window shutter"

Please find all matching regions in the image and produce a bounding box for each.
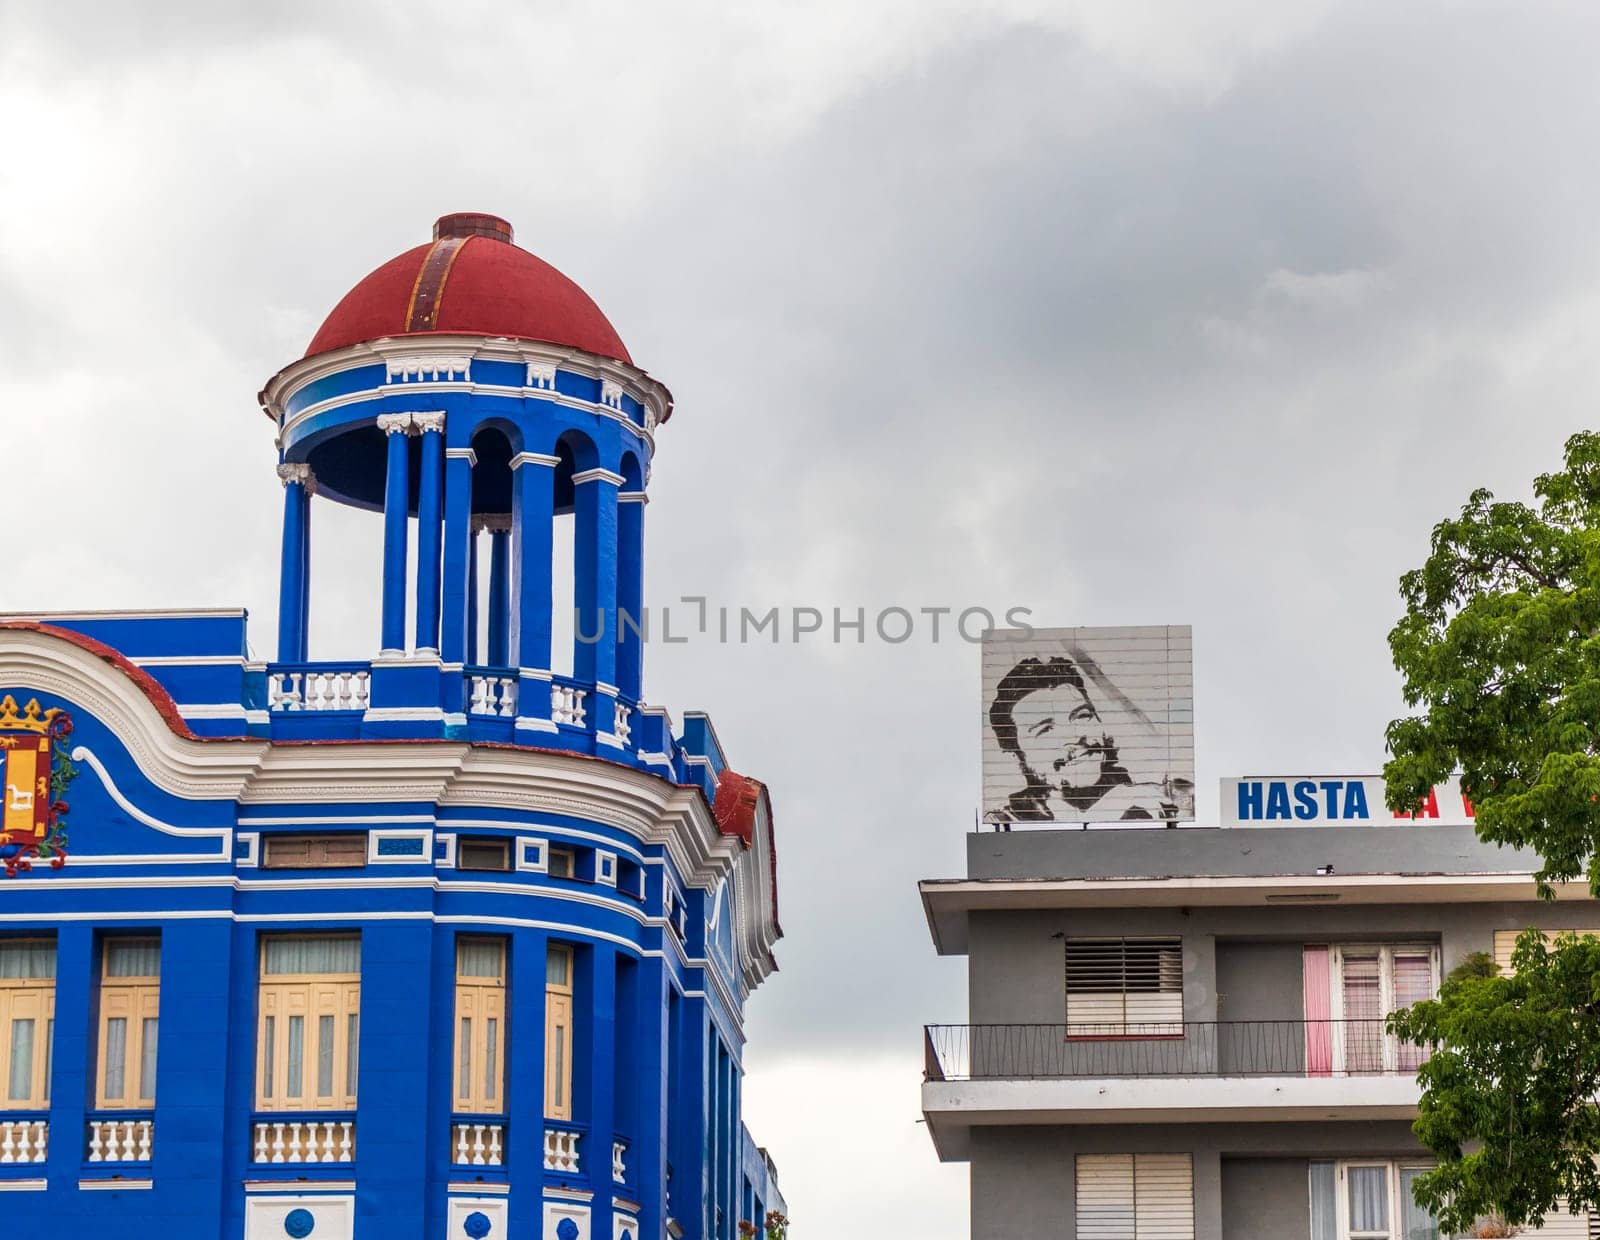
[1077,1154,1136,1240]
[1066,939,1183,1032]
[1133,1153,1195,1240]
[1075,1153,1193,1240]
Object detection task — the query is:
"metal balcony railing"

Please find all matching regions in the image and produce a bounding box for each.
[923,1020,1431,1082]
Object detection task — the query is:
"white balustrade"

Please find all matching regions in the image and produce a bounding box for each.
[268,670,370,712]
[613,702,632,745]
[544,1127,582,1174]
[551,684,588,728]
[0,1119,47,1163]
[468,675,517,717]
[451,1121,505,1166]
[251,1119,355,1164]
[87,1118,153,1162]
[613,1139,627,1184]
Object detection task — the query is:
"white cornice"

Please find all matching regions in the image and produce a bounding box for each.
[259,336,672,443]
[571,468,625,487]
[510,452,561,470]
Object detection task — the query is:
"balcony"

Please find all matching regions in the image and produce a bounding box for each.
[451,1115,507,1168]
[921,1021,1426,1160]
[250,1113,356,1165]
[259,661,695,788]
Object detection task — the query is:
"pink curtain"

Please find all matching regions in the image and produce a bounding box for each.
[1303,946,1332,1076]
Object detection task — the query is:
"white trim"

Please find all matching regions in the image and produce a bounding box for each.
[361,707,447,722]
[571,468,625,487]
[516,837,548,873]
[448,1182,511,1195]
[510,452,561,470]
[617,492,648,505]
[65,852,232,867]
[518,668,554,682]
[131,655,246,667]
[595,732,623,749]
[445,448,478,467]
[368,828,433,865]
[0,608,246,621]
[79,1179,153,1191]
[437,832,458,869]
[237,832,260,868]
[0,1179,46,1191]
[447,820,645,865]
[593,682,619,697]
[177,704,270,725]
[597,851,618,887]
[72,747,233,853]
[240,814,436,826]
[245,1180,357,1193]
[515,716,559,734]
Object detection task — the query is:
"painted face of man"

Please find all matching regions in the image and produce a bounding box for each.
[1013,681,1114,796]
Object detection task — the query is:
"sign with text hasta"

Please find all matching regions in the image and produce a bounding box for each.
[1221,775,1474,827]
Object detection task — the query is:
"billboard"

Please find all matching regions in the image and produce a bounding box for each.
[1221,775,1474,827]
[982,625,1195,825]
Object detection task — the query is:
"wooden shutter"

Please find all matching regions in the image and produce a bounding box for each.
[1067,939,1183,1031]
[1494,930,1600,974]
[1075,1153,1194,1240]
[1133,1153,1195,1239]
[1527,1202,1589,1239]
[1077,1154,1136,1240]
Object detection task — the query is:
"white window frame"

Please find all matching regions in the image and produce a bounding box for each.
[1330,943,1439,1074]
[1331,1160,1439,1240]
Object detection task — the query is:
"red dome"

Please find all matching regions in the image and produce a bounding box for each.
[305,214,631,364]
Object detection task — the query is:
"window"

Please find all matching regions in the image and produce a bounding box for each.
[97,937,160,1108]
[457,839,511,872]
[1065,938,1183,1035]
[261,834,367,869]
[545,944,574,1120]
[1075,1152,1194,1239]
[548,847,575,880]
[0,939,54,1109]
[1330,945,1437,1073]
[256,935,360,1111]
[454,938,506,1113]
[1493,928,1600,974]
[1310,1161,1440,1240]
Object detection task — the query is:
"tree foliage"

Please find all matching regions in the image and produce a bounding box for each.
[1384,431,1600,1230]
[1389,932,1600,1234]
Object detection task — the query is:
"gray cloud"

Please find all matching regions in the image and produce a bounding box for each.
[4,1,1600,1232]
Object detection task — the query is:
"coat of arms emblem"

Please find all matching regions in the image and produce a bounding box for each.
[0,695,76,876]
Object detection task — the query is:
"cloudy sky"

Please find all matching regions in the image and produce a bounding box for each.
[4,0,1600,1232]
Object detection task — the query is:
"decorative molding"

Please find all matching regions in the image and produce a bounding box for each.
[71,747,233,854]
[510,452,561,470]
[376,412,414,436]
[445,447,478,466]
[571,468,625,487]
[516,837,548,873]
[526,362,557,390]
[369,828,432,864]
[411,411,446,434]
[600,378,624,410]
[276,462,316,493]
[617,491,648,505]
[387,355,471,383]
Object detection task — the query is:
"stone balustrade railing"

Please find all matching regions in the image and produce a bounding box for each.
[0,1117,46,1164]
[86,1116,153,1163]
[268,666,372,711]
[544,1126,582,1174]
[451,1119,506,1167]
[251,1117,356,1164]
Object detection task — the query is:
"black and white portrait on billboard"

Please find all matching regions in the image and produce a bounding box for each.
[982,626,1196,826]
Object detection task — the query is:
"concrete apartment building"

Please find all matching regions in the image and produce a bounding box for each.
[920,819,1600,1240]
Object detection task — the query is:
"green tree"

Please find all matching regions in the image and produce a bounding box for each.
[1384,430,1600,1233]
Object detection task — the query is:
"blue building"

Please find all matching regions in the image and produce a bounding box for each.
[0,213,784,1240]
